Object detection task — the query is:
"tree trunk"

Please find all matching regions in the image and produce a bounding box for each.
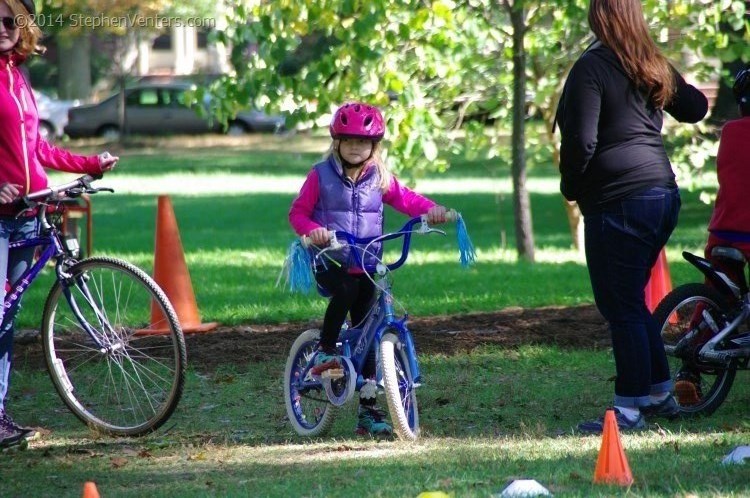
[57,34,91,100]
[510,5,535,262]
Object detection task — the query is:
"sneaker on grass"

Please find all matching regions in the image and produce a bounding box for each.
[577,408,646,434]
[355,406,393,437]
[0,413,26,449]
[0,412,38,443]
[641,394,681,420]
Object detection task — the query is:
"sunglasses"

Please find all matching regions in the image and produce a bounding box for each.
[0,17,17,30]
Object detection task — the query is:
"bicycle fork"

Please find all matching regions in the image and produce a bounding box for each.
[57,264,117,353]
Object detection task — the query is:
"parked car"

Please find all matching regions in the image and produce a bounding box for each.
[34,90,80,141]
[64,83,286,139]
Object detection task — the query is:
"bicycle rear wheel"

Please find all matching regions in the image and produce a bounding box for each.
[653,283,736,416]
[284,329,337,437]
[41,257,186,436]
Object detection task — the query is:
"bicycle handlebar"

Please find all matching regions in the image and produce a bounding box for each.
[22,174,113,204]
[301,209,461,273]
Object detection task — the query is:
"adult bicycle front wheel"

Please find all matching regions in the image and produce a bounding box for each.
[41,257,186,436]
[380,331,419,440]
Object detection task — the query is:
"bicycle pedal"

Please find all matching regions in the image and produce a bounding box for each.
[321,368,344,379]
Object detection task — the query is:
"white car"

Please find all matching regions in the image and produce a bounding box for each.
[33,90,80,141]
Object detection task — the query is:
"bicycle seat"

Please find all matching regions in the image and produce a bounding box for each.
[711,246,747,263]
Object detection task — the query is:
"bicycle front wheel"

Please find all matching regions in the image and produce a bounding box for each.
[380,331,419,440]
[41,257,186,436]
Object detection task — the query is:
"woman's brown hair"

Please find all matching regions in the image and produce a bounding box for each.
[4,0,43,57]
[588,0,674,108]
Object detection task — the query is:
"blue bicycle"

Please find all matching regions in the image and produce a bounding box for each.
[283,212,473,440]
[15,175,185,436]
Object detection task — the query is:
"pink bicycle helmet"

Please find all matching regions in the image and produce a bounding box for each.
[329,102,385,141]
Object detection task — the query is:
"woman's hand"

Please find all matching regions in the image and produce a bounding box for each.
[308,227,331,246]
[425,205,447,224]
[98,151,119,171]
[0,183,21,204]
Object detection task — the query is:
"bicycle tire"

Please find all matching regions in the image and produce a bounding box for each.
[41,257,186,436]
[380,332,419,440]
[284,329,337,437]
[653,282,737,416]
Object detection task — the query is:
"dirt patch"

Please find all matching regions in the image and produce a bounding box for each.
[13,305,611,373]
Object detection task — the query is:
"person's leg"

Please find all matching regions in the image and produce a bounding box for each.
[314,266,363,349]
[0,218,25,447]
[645,189,681,399]
[350,274,376,379]
[0,218,39,440]
[0,222,12,415]
[341,274,391,436]
[580,187,679,430]
[311,266,363,376]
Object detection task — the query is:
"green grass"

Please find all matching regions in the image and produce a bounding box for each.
[4,136,746,497]
[5,345,750,497]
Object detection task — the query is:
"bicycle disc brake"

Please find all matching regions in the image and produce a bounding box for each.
[322,356,356,407]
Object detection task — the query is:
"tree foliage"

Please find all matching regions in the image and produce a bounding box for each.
[209,0,749,254]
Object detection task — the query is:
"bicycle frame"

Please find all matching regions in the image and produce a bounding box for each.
[298,216,433,391]
[5,207,111,352]
[679,250,750,363]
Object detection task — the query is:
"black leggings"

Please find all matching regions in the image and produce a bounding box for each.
[315,266,377,383]
[315,266,376,347]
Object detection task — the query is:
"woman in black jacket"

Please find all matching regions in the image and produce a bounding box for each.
[556,0,708,433]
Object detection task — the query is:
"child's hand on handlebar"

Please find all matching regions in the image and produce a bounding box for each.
[0,182,21,204]
[425,205,448,225]
[98,151,119,171]
[307,227,331,246]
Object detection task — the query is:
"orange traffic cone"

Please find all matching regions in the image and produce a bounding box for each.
[82,481,100,498]
[139,196,218,335]
[645,248,672,313]
[593,409,634,486]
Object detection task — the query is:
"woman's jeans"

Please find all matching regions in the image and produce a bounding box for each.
[0,216,39,412]
[583,187,681,408]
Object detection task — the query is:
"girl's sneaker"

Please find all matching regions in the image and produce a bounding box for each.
[310,350,344,379]
[356,406,393,437]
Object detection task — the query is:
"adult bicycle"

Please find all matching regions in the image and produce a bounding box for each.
[14,174,185,436]
[283,211,473,440]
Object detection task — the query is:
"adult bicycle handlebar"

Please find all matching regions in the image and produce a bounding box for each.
[22,174,113,204]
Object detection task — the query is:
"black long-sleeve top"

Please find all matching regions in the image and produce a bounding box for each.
[556,42,708,214]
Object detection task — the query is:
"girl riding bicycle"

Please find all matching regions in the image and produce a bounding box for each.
[288,102,446,436]
[0,0,117,448]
